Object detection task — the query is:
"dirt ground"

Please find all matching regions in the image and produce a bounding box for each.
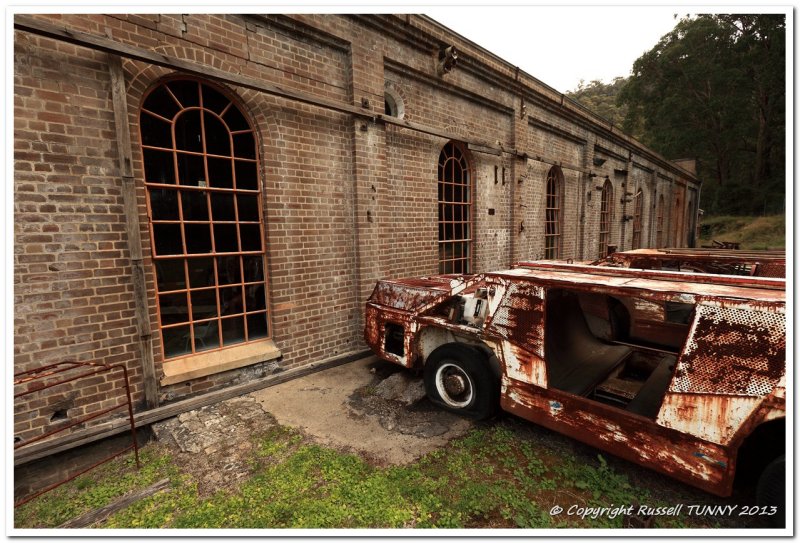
[252,356,473,465]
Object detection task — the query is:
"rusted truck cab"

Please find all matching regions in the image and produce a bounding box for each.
[364,262,785,510]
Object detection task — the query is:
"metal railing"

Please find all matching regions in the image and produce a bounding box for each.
[14,361,140,507]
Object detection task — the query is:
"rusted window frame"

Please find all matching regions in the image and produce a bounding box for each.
[544,166,563,260]
[598,179,613,258]
[656,194,665,248]
[437,141,473,274]
[631,189,644,249]
[139,77,272,361]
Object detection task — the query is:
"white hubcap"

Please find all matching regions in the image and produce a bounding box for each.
[435,362,474,408]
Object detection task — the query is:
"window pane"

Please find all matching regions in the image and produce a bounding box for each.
[201,84,229,114]
[204,112,231,157]
[245,284,267,312]
[443,183,453,203]
[191,289,218,320]
[153,224,183,256]
[168,80,199,108]
[223,105,249,132]
[162,324,191,358]
[234,161,258,190]
[243,256,264,283]
[194,320,220,352]
[233,132,256,159]
[143,85,180,120]
[247,312,269,340]
[240,224,262,252]
[156,259,185,292]
[188,257,215,288]
[214,224,239,252]
[208,157,234,189]
[221,317,245,346]
[453,185,464,202]
[237,194,259,221]
[140,113,172,148]
[177,153,206,187]
[210,192,236,221]
[174,110,203,152]
[181,190,208,221]
[159,292,189,325]
[220,286,244,316]
[217,256,241,285]
[143,149,175,184]
[185,224,212,254]
[149,188,179,220]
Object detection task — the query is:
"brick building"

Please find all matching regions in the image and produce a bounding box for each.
[13,14,700,448]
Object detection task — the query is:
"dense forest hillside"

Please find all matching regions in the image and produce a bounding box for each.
[567,15,785,216]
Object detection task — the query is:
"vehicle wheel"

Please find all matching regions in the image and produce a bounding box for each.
[756,455,785,528]
[423,343,499,420]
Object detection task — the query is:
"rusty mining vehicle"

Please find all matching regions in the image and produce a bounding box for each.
[364,262,786,518]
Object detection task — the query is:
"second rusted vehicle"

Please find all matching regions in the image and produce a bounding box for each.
[364,262,786,521]
[592,248,786,278]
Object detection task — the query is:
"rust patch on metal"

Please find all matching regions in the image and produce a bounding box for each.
[502,380,735,496]
[672,305,785,396]
[369,281,447,312]
[485,282,545,357]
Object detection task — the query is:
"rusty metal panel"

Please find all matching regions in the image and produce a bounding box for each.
[657,394,762,446]
[485,281,545,358]
[671,305,785,396]
[494,267,785,306]
[502,379,735,496]
[369,281,448,311]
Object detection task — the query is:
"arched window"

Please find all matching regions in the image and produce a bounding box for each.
[656,194,665,248]
[631,189,644,249]
[438,141,472,274]
[598,180,613,258]
[140,78,270,360]
[544,166,563,260]
[384,88,404,118]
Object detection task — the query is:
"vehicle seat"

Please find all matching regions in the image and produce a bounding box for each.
[546,292,632,396]
[626,354,677,418]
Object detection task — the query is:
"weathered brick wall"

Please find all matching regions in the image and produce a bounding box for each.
[14,13,700,442]
[14,27,142,440]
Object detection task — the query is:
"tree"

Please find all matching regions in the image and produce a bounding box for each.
[618,15,785,215]
[567,77,634,136]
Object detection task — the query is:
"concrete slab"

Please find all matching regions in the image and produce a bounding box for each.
[251,356,473,465]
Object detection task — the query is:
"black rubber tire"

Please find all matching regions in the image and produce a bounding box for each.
[423,343,499,420]
[756,455,785,528]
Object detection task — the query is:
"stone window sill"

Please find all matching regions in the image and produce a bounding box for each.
[160,340,281,386]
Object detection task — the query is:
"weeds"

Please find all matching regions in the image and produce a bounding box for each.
[698,214,784,250]
[15,423,723,529]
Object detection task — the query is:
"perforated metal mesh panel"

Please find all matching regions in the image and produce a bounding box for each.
[486,282,545,357]
[757,262,786,278]
[671,305,785,396]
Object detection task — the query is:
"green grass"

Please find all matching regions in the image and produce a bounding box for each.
[15,424,716,529]
[697,215,785,250]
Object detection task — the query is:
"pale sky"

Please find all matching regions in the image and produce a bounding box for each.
[427,6,683,93]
